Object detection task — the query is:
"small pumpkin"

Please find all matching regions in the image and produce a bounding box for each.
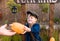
[50,37,55,41]
[11,22,25,34]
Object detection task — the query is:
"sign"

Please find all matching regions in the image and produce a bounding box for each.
[14,0,59,4]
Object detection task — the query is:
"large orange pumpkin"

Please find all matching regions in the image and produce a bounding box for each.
[50,37,55,41]
[11,22,25,34]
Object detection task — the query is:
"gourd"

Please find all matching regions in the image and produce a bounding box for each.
[11,22,25,34]
[50,37,55,41]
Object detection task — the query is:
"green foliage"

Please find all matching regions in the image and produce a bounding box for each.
[4,20,8,24]
[0,34,22,41]
[1,36,11,41]
[53,30,59,41]
[54,17,60,24]
[11,34,22,41]
[41,25,46,29]
[39,4,49,13]
[40,28,49,41]
[40,26,59,41]
[7,0,21,12]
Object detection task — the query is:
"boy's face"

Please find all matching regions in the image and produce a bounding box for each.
[27,14,37,24]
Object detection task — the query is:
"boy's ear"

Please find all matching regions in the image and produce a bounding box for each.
[35,18,38,22]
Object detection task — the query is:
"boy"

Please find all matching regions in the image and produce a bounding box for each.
[24,11,41,41]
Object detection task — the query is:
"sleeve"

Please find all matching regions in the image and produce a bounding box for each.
[31,24,41,41]
[31,24,40,33]
[25,23,29,27]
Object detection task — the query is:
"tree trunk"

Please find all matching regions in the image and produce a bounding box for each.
[20,3,26,41]
[49,3,55,40]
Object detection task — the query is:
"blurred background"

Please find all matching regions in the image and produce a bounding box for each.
[0,0,60,41]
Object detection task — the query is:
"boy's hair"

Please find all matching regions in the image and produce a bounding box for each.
[27,11,38,19]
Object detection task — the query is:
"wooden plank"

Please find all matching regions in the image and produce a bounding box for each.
[49,3,55,40]
[20,4,26,41]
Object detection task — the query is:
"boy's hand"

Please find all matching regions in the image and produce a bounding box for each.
[0,24,16,36]
[24,26,31,32]
[22,31,27,34]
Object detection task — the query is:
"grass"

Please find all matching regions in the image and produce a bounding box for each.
[53,29,59,41]
[40,28,59,41]
[0,34,22,41]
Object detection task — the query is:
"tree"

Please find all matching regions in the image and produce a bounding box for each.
[7,0,21,13]
[49,4,55,41]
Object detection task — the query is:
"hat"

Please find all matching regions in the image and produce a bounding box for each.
[27,11,38,19]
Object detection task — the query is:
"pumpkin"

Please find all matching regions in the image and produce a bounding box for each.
[50,37,55,41]
[11,22,25,34]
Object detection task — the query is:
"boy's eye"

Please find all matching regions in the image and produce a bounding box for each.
[31,17,33,19]
[30,16,35,19]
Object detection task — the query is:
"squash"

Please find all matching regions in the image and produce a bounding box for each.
[11,22,25,34]
[50,37,55,41]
